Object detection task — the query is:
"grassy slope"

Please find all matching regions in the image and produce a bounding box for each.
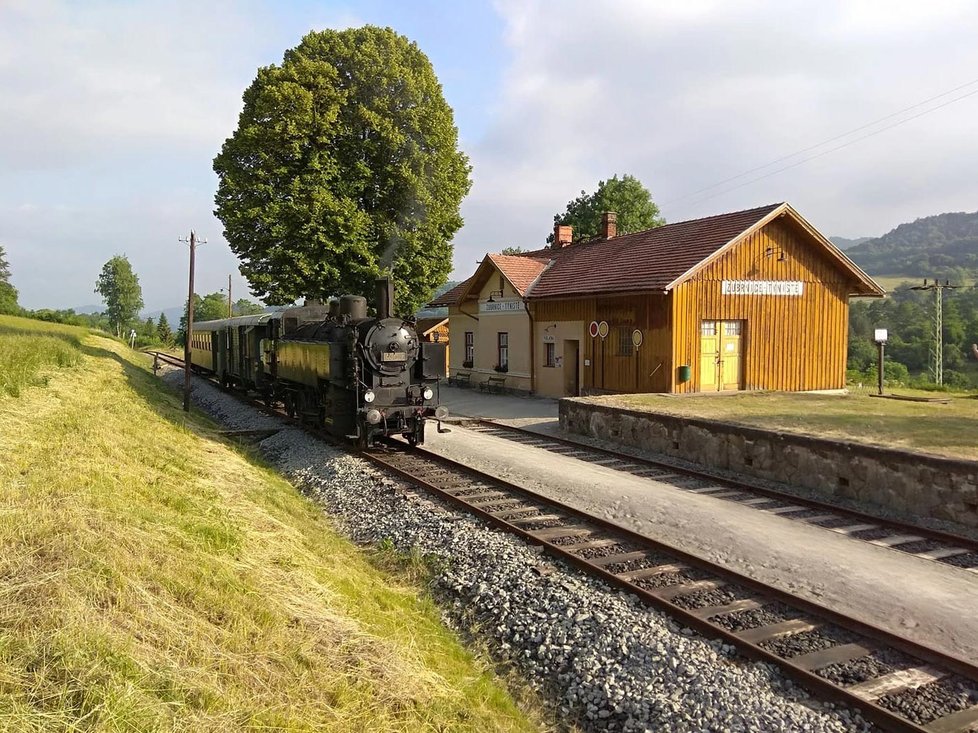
[0,314,536,732]
[0,316,86,396]
[603,388,978,460]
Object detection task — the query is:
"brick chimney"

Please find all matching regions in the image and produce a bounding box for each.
[552,223,573,249]
[601,211,617,240]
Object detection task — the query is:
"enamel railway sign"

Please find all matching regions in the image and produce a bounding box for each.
[588,321,599,338]
[597,321,609,339]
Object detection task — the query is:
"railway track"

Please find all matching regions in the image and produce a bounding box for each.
[149,352,978,731]
[364,443,978,733]
[462,419,978,575]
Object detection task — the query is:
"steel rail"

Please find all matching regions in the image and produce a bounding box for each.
[364,443,978,733]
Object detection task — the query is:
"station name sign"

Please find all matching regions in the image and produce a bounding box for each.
[480,299,523,313]
[721,280,804,296]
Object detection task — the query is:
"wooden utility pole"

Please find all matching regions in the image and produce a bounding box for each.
[179,230,206,412]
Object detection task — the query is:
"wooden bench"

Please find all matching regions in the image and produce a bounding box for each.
[448,371,472,387]
[480,376,506,394]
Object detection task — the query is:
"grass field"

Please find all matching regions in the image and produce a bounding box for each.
[602,387,978,460]
[0,315,537,732]
[0,315,87,396]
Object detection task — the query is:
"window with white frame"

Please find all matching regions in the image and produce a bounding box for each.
[545,341,556,367]
[497,332,508,369]
[464,331,474,363]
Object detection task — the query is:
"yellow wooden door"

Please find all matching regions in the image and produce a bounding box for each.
[720,320,743,391]
[699,321,719,391]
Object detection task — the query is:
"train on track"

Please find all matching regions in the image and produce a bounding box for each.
[188,277,448,447]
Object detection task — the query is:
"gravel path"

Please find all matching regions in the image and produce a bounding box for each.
[164,371,871,732]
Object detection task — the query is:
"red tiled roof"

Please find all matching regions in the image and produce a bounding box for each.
[427,278,472,307]
[527,203,784,299]
[488,252,552,295]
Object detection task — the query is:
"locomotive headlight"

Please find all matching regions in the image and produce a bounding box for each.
[363,390,376,403]
[365,409,382,424]
[422,387,434,400]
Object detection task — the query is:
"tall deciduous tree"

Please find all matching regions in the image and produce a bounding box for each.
[95,255,143,337]
[0,245,19,314]
[213,26,472,315]
[549,174,664,243]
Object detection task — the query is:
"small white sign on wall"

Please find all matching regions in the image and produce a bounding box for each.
[542,334,556,343]
[721,280,804,296]
[480,299,523,313]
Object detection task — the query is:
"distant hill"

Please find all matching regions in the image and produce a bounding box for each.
[845,210,978,281]
[829,236,871,250]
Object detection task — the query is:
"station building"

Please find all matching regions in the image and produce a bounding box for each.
[431,202,884,398]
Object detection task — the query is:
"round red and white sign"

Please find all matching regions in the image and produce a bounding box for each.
[588,321,599,338]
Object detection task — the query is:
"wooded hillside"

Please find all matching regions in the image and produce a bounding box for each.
[845,210,978,280]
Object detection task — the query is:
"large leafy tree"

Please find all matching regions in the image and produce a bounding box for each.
[550,174,664,243]
[214,26,472,315]
[95,255,143,337]
[0,245,19,314]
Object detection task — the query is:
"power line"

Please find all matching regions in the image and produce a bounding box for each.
[670,86,978,211]
[665,76,978,208]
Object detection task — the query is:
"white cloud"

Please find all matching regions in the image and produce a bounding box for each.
[451,0,978,270]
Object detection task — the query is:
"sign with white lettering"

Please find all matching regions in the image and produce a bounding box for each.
[721,280,804,296]
[480,299,523,313]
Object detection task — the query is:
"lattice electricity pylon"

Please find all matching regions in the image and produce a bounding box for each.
[910,279,959,385]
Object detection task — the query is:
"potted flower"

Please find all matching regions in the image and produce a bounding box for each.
[493,364,509,373]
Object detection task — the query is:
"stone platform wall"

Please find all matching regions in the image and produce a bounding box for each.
[559,399,978,529]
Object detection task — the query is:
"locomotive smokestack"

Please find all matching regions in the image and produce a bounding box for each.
[376,276,394,320]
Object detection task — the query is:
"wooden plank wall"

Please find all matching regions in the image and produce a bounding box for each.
[534,293,672,393]
[672,218,851,393]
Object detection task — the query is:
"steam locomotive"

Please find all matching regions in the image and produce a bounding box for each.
[188,277,448,446]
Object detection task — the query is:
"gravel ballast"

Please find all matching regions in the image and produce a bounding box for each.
[165,371,873,732]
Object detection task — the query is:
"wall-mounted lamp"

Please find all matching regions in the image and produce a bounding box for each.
[765,246,787,262]
[544,322,558,332]
[487,289,504,302]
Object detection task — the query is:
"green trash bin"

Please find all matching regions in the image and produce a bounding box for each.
[677,364,691,383]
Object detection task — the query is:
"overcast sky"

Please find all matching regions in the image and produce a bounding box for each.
[3,0,978,311]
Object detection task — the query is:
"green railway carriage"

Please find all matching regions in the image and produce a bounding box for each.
[190,313,278,392]
[189,320,222,373]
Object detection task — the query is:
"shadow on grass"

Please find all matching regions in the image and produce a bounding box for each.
[77,341,281,470]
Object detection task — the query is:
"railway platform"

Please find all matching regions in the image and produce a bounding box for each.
[436,383,558,428]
